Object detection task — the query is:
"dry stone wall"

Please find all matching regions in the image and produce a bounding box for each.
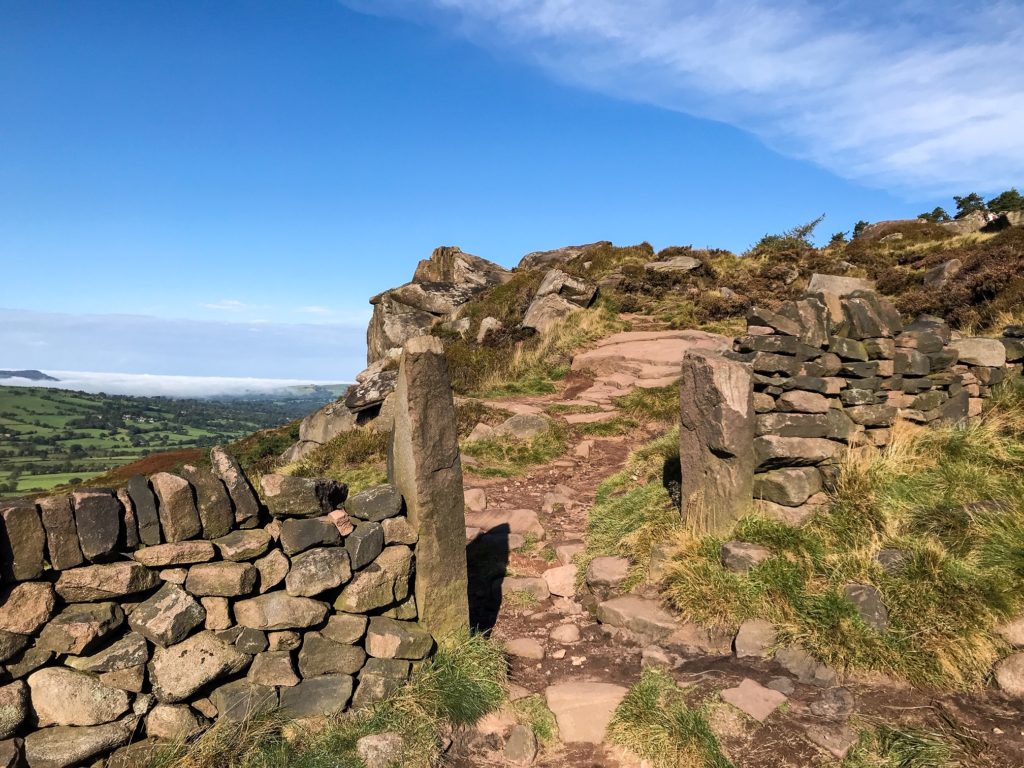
[714,286,1023,528]
[0,345,469,767]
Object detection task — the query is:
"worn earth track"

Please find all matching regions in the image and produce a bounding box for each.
[448,320,1024,768]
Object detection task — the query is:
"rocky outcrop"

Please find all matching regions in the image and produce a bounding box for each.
[522,269,598,334]
[368,246,510,365]
[517,241,607,270]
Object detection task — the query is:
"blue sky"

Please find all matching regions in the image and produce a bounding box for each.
[2,1,1021,381]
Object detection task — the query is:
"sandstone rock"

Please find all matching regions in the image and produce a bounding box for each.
[542,564,577,598]
[210,447,261,528]
[211,529,270,562]
[149,631,248,702]
[248,651,299,687]
[505,638,544,660]
[381,516,417,545]
[145,704,207,741]
[55,562,159,602]
[522,289,586,333]
[134,540,215,567]
[805,723,858,759]
[29,667,129,726]
[550,624,581,644]
[346,523,384,570]
[807,274,875,297]
[465,422,494,443]
[279,674,353,718]
[3,645,50,677]
[352,659,411,709]
[347,484,403,522]
[545,682,627,744]
[555,542,585,566]
[285,547,352,597]
[645,254,703,274]
[335,545,413,614]
[69,490,122,563]
[464,488,487,514]
[994,652,1024,698]
[0,582,55,635]
[365,617,433,660]
[149,473,202,543]
[66,632,148,673]
[388,335,468,638]
[843,583,888,630]
[775,646,836,687]
[37,495,83,571]
[0,681,27,739]
[753,467,822,507]
[185,562,258,597]
[234,593,329,630]
[267,630,301,651]
[754,436,843,470]
[775,391,831,414]
[721,541,772,571]
[24,718,137,768]
[279,517,342,555]
[597,595,676,639]
[679,350,754,533]
[810,687,855,720]
[996,617,1024,649]
[255,549,290,593]
[209,680,277,722]
[734,619,776,658]
[755,410,855,440]
[126,475,162,547]
[721,678,786,722]
[357,732,405,768]
[160,568,187,585]
[128,584,205,647]
[99,665,145,693]
[181,465,235,539]
[259,475,347,518]
[345,370,399,413]
[585,556,630,589]
[38,602,124,655]
[951,338,1007,367]
[0,502,45,581]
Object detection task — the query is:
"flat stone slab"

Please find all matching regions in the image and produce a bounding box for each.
[571,330,731,379]
[465,509,544,538]
[596,595,676,639]
[545,681,627,744]
[720,678,787,722]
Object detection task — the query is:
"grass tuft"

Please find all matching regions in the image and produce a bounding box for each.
[461,425,568,477]
[607,669,733,768]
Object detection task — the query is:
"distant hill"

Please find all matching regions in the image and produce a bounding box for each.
[0,370,58,381]
[0,384,344,498]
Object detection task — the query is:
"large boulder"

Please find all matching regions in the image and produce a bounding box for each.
[387,336,469,636]
[345,370,399,414]
[148,632,248,702]
[518,242,606,270]
[522,269,597,334]
[28,667,130,726]
[679,350,755,533]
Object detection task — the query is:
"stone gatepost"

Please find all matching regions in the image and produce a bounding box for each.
[388,336,470,637]
[679,349,755,533]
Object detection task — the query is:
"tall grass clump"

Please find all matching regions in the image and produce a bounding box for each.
[147,633,507,768]
[283,429,389,493]
[607,669,733,768]
[580,428,681,589]
[461,424,568,478]
[662,379,1024,689]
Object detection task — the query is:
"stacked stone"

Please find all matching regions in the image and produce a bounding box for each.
[730,288,1019,527]
[0,451,432,768]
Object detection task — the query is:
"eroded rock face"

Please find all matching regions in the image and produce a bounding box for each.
[522,269,597,334]
[679,350,755,533]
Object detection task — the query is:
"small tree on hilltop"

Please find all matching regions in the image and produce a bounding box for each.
[852,220,869,238]
[953,193,986,219]
[828,231,848,246]
[987,188,1024,213]
[918,206,952,223]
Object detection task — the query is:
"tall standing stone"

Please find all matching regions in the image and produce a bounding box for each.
[72,490,122,562]
[181,465,235,539]
[679,350,755,533]
[388,336,469,637]
[151,474,201,543]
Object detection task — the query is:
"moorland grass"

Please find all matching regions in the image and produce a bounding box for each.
[461,424,568,478]
[283,429,390,493]
[146,633,507,768]
[606,669,733,768]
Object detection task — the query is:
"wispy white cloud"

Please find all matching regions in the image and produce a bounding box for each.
[298,305,334,316]
[0,371,346,398]
[201,298,249,311]
[343,0,1024,193]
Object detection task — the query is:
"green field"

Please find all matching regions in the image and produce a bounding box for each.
[0,385,345,497]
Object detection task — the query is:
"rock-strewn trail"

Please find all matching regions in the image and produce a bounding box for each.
[449,318,1024,768]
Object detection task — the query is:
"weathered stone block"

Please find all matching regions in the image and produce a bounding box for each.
[38,495,83,571]
[24,717,138,768]
[213,529,271,561]
[0,582,55,634]
[365,617,434,660]
[279,517,341,555]
[233,593,329,630]
[134,541,215,567]
[279,674,353,718]
[753,468,822,507]
[285,547,352,597]
[127,475,162,547]
[259,475,347,518]
[347,484,403,522]
[66,632,149,674]
[151,473,201,543]
[128,584,205,647]
[0,501,46,581]
[951,338,1007,367]
[37,602,124,655]
[754,436,844,470]
[335,545,413,614]
[149,631,248,702]
[185,562,258,597]
[181,465,235,539]
[209,679,277,722]
[346,522,384,570]
[255,549,290,593]
[55,562,159,602]
[679,350,754,534]
[210,446,261,528]
[388,336,469,637]
[28,667,130,727]
[298,632,367,677]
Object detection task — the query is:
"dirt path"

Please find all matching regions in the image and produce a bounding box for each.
[449,322,1024,768]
